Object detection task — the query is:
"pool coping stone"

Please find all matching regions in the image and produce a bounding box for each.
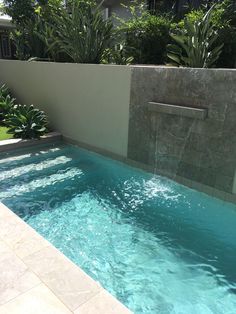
[0,202,132,314]
[0,132,62,152]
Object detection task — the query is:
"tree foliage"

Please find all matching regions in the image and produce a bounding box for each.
[173,0,236,67]
[3,0,35,26]
[2,0,236,67]
[49,0,113,63]
[117,1,172,65]
[167,5,223,68]
[4,0,113,63]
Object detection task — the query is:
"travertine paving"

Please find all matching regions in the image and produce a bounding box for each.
[0,203,132,314]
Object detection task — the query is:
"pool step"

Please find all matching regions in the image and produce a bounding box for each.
[0,164,105,206]
[0,157,82,190]
[0,156,72,181]
[0,145,70,169]
[0,167,84,200]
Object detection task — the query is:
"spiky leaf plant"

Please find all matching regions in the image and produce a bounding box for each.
[167,5,224,68]
[5,105,48,139]
[49,0,113,63]
[0,95,15,117]
[0,84,10,99]
[0,84,15,119]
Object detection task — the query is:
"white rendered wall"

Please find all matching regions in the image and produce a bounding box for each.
[0,60,131,157]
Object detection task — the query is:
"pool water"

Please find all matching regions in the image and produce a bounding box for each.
[0,143,236,314]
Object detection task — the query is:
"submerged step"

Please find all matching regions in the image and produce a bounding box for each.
[0,145,71,172]
[147,102,208,120]
[0,167,83,199]
[0,156,72,181]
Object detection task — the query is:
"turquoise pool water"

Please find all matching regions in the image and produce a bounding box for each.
[0,143,236,313]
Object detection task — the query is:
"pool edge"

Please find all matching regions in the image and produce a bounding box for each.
[0,202,132,314]
[0,132,62,152]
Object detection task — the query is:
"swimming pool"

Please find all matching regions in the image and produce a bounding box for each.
[0,143,236,313]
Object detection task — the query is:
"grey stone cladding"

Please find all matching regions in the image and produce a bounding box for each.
[128,66,236,195]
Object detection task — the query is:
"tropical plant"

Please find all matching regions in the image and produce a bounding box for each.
[216,0,236,68]
[5,105,48,139]
[20,16,49,59]
[4,0,63,60]
[11,30,30,60]
[0,95,15,117]
[3,0,62,26]
[117,1,172,65]
[3,0,35,26]
[102,42,134,65]
[167,4,224,68]
[47,0,113,63]
[0,84,15,119]
[0,84,10,100]
[173,0,236,68]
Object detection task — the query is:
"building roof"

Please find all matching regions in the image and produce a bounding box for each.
[0,0,14,28]
[0,14,14,28]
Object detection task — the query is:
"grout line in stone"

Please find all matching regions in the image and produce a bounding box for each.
[0,282,42,308]
[0,204,102,312]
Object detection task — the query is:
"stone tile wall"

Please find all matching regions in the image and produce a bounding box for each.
[128,66,236,195]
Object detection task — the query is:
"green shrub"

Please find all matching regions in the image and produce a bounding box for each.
[118,3,172,65]
[173,0,236,68]
[167,5,223,68]
[0,84,15,120]
[0,84,10,99]
[0,84,49,139]
[213,0,236,68]
[5,105,48,139]
[4,0,64,61]
[102,42,134,65]
[0,95,15,118]
[48,0,113,63]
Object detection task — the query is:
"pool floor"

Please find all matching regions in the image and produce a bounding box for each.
[0,143,236,313]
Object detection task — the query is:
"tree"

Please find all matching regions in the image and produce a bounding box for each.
[3,0,63,25]
[3,0,35,26]
[3,0,64,60]
[49,0,113,63]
